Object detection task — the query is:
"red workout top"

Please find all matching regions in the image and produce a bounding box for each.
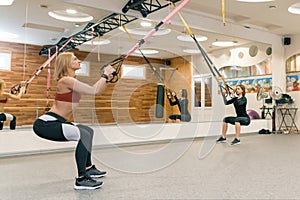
[0,98,8,103]
[55,91,82,103]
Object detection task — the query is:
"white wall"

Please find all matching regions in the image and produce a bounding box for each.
[211,42,271,68]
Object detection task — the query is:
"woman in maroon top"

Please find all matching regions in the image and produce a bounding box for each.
[0,79,26,130]
[33,52,115,190]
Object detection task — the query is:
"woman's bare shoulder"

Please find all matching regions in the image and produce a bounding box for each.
[59,76,76,82]
[1,92,20,100]
[57,76,77,86]
[55,77,75,92]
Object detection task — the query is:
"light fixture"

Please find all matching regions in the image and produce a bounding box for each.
[84,39,111,45]
[0,0,14,6]
[119,27,171,36]
[212,41,236,47]
[236,0,274,2]
[134,49,159,55]
[183,49,201,54]
[66,9,77,14]
[288,3,300,15]
[140,21,152,27]
[0,31,18,39]
[48,9,93,22]
[177,35,208,42]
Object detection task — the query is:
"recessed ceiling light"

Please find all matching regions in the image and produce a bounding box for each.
[212,41,236,47]
[84,39,111,45]
[236,0,274,2]
[66,9,77,14]
[177,35,208,42]
[0,31,18,39]
[288,3,300,15]
[48,10,93,22]
[140,21,152,27]
[183,49,201,54]
[119,27,171,36]
[0,0,14,6]
[134,49,159,55]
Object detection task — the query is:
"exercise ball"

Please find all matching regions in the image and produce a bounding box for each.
[247,109,260,120]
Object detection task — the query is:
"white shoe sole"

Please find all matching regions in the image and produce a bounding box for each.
[74,182,103,190]
[90,174,106,178]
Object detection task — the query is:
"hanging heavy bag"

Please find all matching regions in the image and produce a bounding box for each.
[155,83,164,118]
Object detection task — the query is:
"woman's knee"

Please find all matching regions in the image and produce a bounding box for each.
[0,113,5,121]
[235,118,250,126]
[78,125,94,138]
[242,120,251,126]
[10,115,16,130]
[223,117,233,124]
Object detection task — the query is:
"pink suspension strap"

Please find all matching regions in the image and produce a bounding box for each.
[45,48,51,110]
[10,37,73,94]
[100,0,191,83]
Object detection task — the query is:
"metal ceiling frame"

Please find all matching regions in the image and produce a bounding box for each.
[39,13,137,56]
[39,0,181,56]
[122,0,180,17]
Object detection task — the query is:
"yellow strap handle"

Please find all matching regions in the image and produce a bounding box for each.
[172,2,231,91]
[172,2,193,37]
[222,0,226,26]
[122,25,137,44]
[172,2,221,84]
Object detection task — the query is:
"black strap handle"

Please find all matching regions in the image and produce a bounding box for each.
[100,56,125,83]
[10,82,29,95]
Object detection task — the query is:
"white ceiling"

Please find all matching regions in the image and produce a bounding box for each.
[0,0,299,59]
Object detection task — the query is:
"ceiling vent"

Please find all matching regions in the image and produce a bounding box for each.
[23,23,65,33]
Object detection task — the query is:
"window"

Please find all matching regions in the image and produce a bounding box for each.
[121,65,146,79]
[0,51,11,71]
[194,75,212,108]
[75,61,89,76]
[286,54,300,73]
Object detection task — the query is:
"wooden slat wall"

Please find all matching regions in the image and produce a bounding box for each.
[0,41,192,126]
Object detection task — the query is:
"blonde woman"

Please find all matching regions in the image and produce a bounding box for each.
[0,79,26,130]
[33,52,115,190]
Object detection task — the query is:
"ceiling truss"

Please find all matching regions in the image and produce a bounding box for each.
[39,0,181,56]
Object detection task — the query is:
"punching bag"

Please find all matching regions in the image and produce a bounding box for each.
[155,83,165,118]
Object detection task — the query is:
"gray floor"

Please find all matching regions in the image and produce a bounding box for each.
[1,133,300,200]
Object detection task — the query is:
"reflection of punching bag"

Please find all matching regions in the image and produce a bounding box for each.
[155,83,165,118]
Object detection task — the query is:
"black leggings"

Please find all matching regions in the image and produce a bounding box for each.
[169,114,191,122]
[0,113,16,130]
[223,116,250,126]
[33,112,94,177]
